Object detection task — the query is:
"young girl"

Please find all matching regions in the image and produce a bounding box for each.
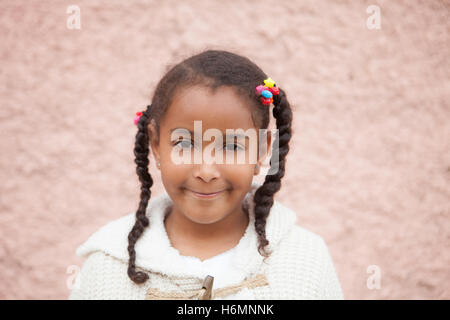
[69,50,344,300]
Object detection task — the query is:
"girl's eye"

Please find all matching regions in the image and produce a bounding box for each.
[174,140,244,151]
[174,140,193,149]
[224,144,244,151]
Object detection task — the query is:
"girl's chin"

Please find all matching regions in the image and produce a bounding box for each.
[178,209,225,224]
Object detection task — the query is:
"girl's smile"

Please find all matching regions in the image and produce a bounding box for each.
[185,188,228,200]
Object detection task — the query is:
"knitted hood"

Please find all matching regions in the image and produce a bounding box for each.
[76,182,298,284]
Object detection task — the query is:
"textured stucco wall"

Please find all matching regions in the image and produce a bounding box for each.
[0,0,449,299]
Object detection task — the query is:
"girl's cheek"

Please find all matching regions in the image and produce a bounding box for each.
[223,163,254,177]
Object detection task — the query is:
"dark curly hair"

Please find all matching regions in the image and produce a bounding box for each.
[128,49,293,284]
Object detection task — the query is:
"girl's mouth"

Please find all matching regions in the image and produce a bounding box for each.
[187,189,226,200]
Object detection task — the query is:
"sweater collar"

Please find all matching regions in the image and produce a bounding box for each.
[76,182,297,283]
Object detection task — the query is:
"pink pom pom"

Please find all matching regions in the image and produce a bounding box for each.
[255,85,267,95]
[134,115,141,125]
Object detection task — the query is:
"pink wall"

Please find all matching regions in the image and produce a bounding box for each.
[0,0,449,299]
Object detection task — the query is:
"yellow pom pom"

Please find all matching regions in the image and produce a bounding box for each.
[264,77,275,88]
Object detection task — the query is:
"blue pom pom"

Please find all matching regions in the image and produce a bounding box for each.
[261,90,273,98]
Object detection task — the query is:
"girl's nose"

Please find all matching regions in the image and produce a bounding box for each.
[193,161,221,183]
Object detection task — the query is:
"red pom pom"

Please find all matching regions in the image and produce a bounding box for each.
[260,97,271,105]
[136,111,143,116]
[269,86,279,95]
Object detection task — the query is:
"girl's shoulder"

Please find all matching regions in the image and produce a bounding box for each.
[75,212,136,260]
[266,211,344,299]
[74,192,171,260]
[268,198,329,248]
[271,202,334,266]
[267,201,338,275]
[268,200,327,248]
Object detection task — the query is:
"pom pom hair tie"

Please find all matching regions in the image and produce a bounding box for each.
[134,111,143,125]
[255,77,279,106]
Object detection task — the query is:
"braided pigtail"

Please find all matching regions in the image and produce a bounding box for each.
[253,88,293,261]
[127,104,154,284]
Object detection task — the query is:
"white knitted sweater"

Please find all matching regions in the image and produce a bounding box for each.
[69,183,344,300]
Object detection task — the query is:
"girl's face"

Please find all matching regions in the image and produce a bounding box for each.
[148,85,271,225]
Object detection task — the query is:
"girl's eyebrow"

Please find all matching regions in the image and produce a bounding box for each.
[170,128,193,135]
[170,127,249,140]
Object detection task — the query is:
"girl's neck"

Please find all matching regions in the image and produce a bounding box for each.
[163,204,249,261]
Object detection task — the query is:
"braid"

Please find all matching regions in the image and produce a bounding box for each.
[253,88,293,261]
[127,104,154,284]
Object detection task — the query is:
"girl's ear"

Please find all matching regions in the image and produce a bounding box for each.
[148,119,161,168]
[254,131,272,175]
